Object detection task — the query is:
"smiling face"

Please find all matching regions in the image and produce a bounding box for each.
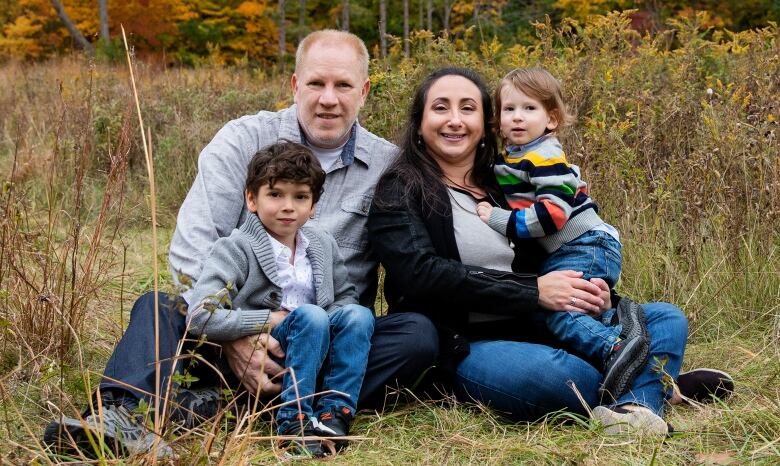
[292,40,370,149]
[499,85,559,146]
[418,75,485,174]
[246,181,315,248]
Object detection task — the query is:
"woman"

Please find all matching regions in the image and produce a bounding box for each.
[367,67,732,434]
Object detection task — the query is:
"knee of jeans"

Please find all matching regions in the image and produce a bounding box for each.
[290,304,330,329]
[337,304,375,333]
[647,302,689,341]
[396,313,439,366]
[131,292,179,322]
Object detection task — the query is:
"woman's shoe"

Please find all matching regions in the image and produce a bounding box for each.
[592,404,668,436]
[672,368,735,404]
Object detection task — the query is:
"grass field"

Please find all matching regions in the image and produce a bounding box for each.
[1,12,779,464]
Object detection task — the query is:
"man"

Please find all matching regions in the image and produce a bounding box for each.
[44,30,439,457]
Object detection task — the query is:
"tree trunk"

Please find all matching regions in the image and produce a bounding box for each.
[418,0,423,30]
[341,0,349,31]
[443,0,451,35]
[98,0,109,43]
[50,0,94,54]
[299,0,305,29]
[379,0,386,59]
[403,0,409,57]
[278,0,286,60]
[473,0,479,24]
[426,0,432,31]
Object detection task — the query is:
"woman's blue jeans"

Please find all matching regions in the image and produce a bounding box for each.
[453,302,688,419]
[270,303,374,432]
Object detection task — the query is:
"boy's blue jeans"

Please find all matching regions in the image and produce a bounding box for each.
[541,230,623,364]
[270,303,374,433]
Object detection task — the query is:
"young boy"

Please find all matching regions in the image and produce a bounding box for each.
[187,141,374,458]
[476,67,649,402]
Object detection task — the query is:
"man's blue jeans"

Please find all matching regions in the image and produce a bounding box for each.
[100,292,437,412]
[270,304,374,432]
[541,230,623,363]
[453,302,688,419]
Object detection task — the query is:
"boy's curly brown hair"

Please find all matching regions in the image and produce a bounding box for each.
[245,141,325,202]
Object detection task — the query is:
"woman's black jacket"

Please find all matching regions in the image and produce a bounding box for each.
[367,172,549,370]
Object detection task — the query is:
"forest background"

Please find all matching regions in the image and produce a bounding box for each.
[1,0,780,464]
[2,0,780,63]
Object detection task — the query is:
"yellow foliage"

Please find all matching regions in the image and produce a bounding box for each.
[0,16,43,58]
[236,1,266,18]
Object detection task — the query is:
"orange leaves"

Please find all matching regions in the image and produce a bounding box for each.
[236,1,267,18]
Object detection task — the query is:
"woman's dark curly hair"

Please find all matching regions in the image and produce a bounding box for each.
[378,67,498,214]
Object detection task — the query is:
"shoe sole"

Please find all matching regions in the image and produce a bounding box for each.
[592,406,668,436]
[599,299,650,402]
[599,335,650,402]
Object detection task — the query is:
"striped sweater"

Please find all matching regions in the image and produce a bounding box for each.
[487,134,604,253]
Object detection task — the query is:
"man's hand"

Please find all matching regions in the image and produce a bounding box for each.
[476,201,493,223]
[222,333,285,397]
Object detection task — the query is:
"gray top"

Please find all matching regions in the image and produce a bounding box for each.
[448,188,518,324]
[449,188,514,272]
[187,214,357,341]
[168,105,398,304]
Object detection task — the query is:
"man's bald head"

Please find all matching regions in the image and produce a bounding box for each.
[295,29,369,80]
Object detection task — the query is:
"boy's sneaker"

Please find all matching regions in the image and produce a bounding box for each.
[169,387,222,428]
[592,404,668,436]
[43,404,173,458]
[314,406,354,451]
[599,298,650,402]
[674,368,735,404]
[277,416,334,459]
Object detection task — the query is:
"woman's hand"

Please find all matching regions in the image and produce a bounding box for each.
[537,270,605,313]
[475,201,493,224]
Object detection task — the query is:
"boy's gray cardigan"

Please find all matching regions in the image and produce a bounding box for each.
[186,214,358,341]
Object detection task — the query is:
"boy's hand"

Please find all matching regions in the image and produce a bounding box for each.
[588,278,612,315]
[476,202,493,223]
[268,309,290,329]
[223,334,285,396]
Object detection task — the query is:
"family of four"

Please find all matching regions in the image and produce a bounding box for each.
[44,29,734,459]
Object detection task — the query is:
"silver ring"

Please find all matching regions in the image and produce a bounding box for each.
[569,297,577,307]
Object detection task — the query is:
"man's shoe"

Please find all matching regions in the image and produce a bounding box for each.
[169,387,222,428]
[592,404,668,436]
[599,298,650,402]
[277,417,333,459]
[314,406,354,451]
[674,368,735,404]
[43,404,173,458]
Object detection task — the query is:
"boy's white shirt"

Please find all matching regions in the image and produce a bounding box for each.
[268,230,316,311]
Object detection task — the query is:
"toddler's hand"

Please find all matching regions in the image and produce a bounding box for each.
[476,202,493,223]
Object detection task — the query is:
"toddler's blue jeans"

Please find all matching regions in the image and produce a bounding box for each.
[541,230,623,363]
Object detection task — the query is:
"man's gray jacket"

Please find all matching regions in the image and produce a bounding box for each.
[169,104,397,305]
